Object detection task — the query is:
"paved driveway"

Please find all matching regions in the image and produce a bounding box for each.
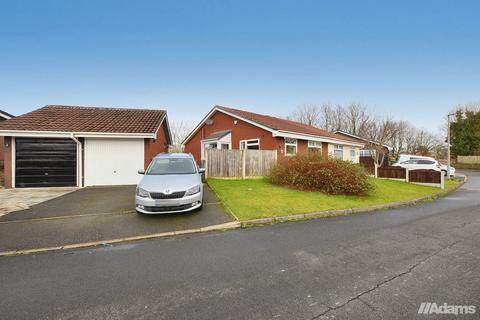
[0,185,233,252]
[0,187,77,217]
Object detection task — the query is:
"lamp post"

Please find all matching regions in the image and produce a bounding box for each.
[447,113,455,179]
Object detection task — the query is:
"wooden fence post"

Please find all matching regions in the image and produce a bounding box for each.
[405,168,409,183]
[241,149,246,179]
[440,170,445,189]
[374,163,378,178]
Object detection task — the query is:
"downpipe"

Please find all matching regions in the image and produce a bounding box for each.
[70,133,83,187]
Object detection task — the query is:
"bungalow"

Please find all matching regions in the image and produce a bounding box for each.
[334,131,392,166]
[0,110,14,168]
[183,105,364,165]
[0,105,172,188]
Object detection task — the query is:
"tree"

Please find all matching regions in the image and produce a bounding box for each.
[450,109,480,156]
[169,121,192,152]
[289,104,322,127]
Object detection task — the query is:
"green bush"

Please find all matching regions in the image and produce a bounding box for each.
[268,154,374,195]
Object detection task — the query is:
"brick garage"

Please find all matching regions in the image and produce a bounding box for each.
[0,105,172,188]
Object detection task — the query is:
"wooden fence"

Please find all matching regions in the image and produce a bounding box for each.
[375,165,444,188]
[409,169,441,184]
[377,166,406,179]
[205,149,277,178]
[458,156,480,164]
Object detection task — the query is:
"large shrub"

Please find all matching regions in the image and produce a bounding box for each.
[268,154,374,195]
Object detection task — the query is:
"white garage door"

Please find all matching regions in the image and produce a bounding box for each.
[84,138,144,186]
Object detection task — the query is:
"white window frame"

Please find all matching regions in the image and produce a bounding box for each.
[308,140,322,148]
[350,149,356,158]
[239,139,260,150]
[333,144,343,159]
[285,138,298,156]
[359,149,375,157]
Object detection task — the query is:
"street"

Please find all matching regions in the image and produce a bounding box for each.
[1,172,479,320]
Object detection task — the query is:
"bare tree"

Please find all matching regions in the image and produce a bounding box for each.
[361,117,399,166]
[169,121,192,152]
[289,104,322,127]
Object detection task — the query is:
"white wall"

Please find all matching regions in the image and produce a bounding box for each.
[327,143,360,163]
[84,138,144,186]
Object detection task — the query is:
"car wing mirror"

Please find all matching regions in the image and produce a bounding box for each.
[138,169,145,175]
[198,168,206,174]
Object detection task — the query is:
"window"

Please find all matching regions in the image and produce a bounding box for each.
[240,139,260,150]
[205,142,217,149]
[308,140,322,154]
[333,145,343,159]
[418,160,435,165]
[285,138,297,156]
[350,149,356,158]
[220,143,230,150]
[360,150,375,157]
[147,158,197,175]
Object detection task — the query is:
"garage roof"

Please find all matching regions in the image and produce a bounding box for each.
[0,105,168,137]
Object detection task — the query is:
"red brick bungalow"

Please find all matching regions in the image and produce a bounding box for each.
[183,105,364,165]
[0,105,171,188]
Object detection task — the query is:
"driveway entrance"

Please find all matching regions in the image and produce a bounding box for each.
[0,185,233,252]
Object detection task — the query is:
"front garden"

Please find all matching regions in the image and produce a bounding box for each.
[208,178,459,221]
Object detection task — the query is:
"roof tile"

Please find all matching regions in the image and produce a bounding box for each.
[0,105,166,134]
[217,106,360,143]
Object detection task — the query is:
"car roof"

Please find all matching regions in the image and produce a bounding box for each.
[153,153,193,159]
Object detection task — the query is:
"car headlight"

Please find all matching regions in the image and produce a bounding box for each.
[136,187,150,198]
[185,185,201,196]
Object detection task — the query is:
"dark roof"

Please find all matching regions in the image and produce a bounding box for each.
[0,110,14,119]
[217,106,360,143]
[204,130,231,140]
[335,131,391,149]
[0,105,166,134]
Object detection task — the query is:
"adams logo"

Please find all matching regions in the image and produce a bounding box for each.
[418,302,476,315]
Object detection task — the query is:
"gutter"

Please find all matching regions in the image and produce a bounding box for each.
[70,133,83,188]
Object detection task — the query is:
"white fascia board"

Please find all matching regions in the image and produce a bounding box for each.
[0,130,155,139]
[273,130,365,147]
[153,113,173,145]
[181,106,276,146]
[0,112,12,120]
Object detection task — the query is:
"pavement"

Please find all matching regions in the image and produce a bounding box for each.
[0,185,232,252]
[0,170,478,319]
[0,186,77,216]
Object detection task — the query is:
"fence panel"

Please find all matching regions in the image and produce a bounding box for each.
[245,150,277,177]
[206,149,242,177]
[409,169,441,184]
[458,156,480,164]
[377,166,406,179]
[206,149,277,178]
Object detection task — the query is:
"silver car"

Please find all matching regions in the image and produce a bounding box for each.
[135,153,205,214]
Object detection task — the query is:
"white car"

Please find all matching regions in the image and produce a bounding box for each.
[394,154,455,176]
[393,158,442,172]
[440,164,456,177]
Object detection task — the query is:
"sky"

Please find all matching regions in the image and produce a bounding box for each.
[0,0,479,133]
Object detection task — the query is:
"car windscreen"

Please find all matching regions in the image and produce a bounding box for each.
[147,158,197,175]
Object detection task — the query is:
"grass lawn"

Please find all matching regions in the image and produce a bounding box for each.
[208,178,460,221]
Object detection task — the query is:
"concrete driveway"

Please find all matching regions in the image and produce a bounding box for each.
[0,185,233,252]
[0,187,77,217]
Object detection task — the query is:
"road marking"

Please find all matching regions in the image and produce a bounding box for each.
[0,211,135,224]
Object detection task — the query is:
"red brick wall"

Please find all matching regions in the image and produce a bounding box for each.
[144,120,170,169]
[184,111,286,164]
[3,137,12,188]
[0,136,4,163]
